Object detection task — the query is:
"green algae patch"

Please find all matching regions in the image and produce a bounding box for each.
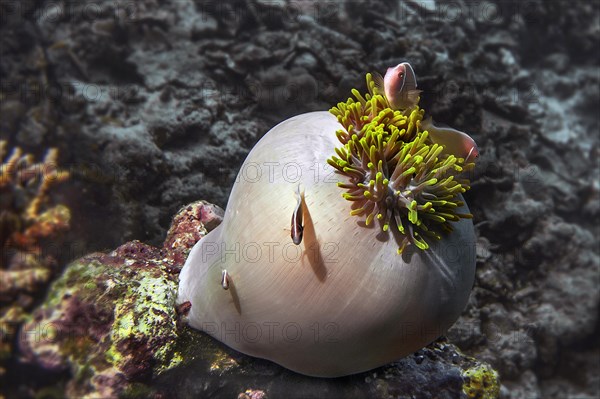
[107,270,182,374]
[20,241,183,398]
[462,363,500,399]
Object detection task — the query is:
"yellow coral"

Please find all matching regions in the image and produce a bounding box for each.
[0,140,70,376]
[0,140,70,258]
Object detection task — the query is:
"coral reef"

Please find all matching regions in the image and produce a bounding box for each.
[0,141,69,378]
[1,0,597,397]
[20,242,181,397]
[20,200,498,398]
[18,201,222,398]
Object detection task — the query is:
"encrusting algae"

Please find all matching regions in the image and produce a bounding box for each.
[18,202,224,398]
[328,73,475,253]
[462,363,500,399]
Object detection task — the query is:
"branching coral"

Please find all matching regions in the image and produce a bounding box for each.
[0,140,70,375]
[328,74,474,253]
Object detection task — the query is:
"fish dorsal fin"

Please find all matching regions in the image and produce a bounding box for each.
[296,183,305,203]
[372,72,385,96]
[406,89,422,106]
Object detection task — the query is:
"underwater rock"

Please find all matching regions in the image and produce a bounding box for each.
[19,200,499,398]
[163,200,225,264]
[19,241,182,397]
[18,200,220,397]
[155,334,500,399]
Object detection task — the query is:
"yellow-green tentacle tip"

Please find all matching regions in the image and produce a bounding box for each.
[328,72,475,254]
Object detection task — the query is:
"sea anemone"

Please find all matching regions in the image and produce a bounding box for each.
[178,69,477,377]
[328,73,473,253]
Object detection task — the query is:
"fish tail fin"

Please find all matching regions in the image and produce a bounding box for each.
[420,116,434,132]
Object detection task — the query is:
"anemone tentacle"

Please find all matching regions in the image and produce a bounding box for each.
[328,73,475,253]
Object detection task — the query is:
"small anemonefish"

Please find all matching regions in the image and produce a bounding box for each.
[421,118,479,163]
[377,62,479,163]
[375,62,421,111]
[221,269,230,290]
[291,185,305,245]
